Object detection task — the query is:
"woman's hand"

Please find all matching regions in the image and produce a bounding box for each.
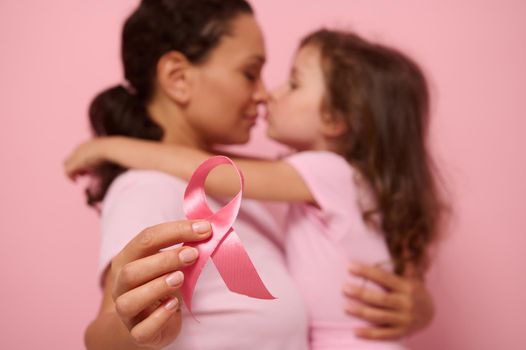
[343,263,434,340]
[85,220,212,349]
[63,138,108,180]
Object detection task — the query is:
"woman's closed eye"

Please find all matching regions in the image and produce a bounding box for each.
[243,65,262,83]
[244,71,257,82]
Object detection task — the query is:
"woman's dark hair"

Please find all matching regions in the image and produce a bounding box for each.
[301,29,445,275]
[86,0,254,207]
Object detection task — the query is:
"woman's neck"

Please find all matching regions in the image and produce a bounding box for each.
[147,97,209,151]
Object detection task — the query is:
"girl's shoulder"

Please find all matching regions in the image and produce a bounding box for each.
[283,150,354,184]
[285,150,351,170]
[283,151,358,212]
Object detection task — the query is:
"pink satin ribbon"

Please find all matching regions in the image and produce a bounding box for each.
[180,156,276,313]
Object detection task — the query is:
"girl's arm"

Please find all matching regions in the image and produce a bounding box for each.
[65,137,316,204]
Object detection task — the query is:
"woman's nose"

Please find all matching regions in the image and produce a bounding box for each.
[254,79,270,103]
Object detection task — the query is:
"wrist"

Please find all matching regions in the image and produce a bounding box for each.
[97,136,124,163]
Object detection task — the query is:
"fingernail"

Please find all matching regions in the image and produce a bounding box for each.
[166,271,184,287]
[165,297,179,310]
[343,284,357,296]
[353,327,365,336]
[179,247,198,263]
[349,263,361,273]
[346,304,359,313]
[192,221,211,234]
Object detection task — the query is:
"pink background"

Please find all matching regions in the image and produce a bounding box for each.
[1,1,525,349]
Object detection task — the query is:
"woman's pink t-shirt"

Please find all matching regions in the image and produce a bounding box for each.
[285,151,407,350]
[99,170,308,350]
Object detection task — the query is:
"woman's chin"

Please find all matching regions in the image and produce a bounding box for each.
[224,132,252,145]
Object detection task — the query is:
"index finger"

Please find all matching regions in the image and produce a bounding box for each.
[114,220,212,266]
[348,263,408,293]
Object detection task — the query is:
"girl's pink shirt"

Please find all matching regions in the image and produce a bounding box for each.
[285,151,407,350]
[99,170,308,350]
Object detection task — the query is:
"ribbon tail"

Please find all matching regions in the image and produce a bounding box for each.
[211,230,276,300]
[180,242,212,314]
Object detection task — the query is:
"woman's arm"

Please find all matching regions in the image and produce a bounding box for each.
[343,263,434,340]
[64,137,315,203]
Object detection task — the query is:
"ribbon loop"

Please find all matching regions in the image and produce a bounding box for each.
[180,156,275,313]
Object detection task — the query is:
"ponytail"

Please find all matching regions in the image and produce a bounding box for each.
[85,85,163,207]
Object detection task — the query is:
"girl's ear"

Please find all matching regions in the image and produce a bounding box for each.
[156,51,193,105]
[320,110,348,138]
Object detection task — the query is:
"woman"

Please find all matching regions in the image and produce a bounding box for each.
[77,1,434,349]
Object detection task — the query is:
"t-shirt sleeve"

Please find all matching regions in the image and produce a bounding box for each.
[284,151,355,221]
[98,171,186,275]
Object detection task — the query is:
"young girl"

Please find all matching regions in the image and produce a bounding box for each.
[67,29,442,349]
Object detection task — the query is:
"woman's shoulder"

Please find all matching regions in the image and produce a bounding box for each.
[110,169,186,192]
[97,170,188,275]
[102,170,187,215]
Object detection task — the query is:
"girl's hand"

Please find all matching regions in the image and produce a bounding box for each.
[343,263,434,340]
[63,139,108,180]
[88,220,212,349]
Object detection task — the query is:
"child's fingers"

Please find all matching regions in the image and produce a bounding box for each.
[345,303,409,327]
[342,284,408,311]
[353,326,407,340]
[348,263,408,293]
[63,156,72,175]
[63,154,80,179]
